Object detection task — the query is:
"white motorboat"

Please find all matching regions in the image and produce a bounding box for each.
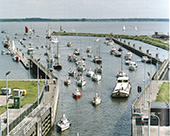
[77,64,86,72]
[95,38,100,42]
[141,56,152,64]
[12,55,20,62]
[64,77,71,86]
[114,51,121,57]
[110,47,117,55]
[107,40,114,46]
[124,51,132,60]
[86,46,92,53]
[72,88,82,98]
[27,47,34,55]
[91,74,101,82]
[111,76,131,98]
[93,56,102,64]
[129,61,137,71]
[125,59,131,65]
[76,76,86,87]
[73,48,80,56]
[95,65,103,74]
[51,37,59,43]
[86,69,94,77]
[67,42,72,47]
[92,93,102,106]
[57,114,71,132]
[116,70,127,78]
[68,54,77,62]
[68,68,76,77]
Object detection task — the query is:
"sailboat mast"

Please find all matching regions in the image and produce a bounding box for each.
[57,42,59,64]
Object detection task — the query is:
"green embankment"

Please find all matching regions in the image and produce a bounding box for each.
[155,82,170,102]
[52,32,169,50]
[0,81,44,115]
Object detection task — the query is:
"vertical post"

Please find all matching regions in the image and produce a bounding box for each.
[5,71,10,136]
[147,72,151,136]
[0,117,1,136]
[37,65,39,106]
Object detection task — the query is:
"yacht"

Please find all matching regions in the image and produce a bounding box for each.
[73,48,80,56]
[72,88,82,98]
[86,69,94,77]
[92,93,101,106]
[64,77,71,86]
[141,56,152,64]
[129,61,137,71]
[86,46,92,53]
[107,40,114,46]
[114,51,121,57]
[67,42,72,47]
[57,114,71,132]
[95,65,103,74]
[110,47,117,55]
[91,74,101,82]
[116,70,127,78]
[93,56,102,64]
[27,47,34,55]
[68,68,76,77]
[111,76,131,98]
[76,76,86,87]
[124,51,132,60]
[125,59,131,65]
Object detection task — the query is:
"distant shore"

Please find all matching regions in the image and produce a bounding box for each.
[0,18,169,22]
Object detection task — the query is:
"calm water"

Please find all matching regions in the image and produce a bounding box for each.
[0,21,169,136]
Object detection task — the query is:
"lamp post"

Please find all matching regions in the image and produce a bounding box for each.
[147,72,151,136]
[5,71,10,136]
[37,58,40,106]
[151,113,160,136]
[156,48,159,82]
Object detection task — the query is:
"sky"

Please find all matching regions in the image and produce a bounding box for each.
[0,0,169,19]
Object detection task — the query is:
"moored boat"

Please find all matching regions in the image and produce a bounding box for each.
[92,93,102,106]
[64,77,71,86]
[57,114,71,132]
[129,61,137,71]
[111,76,131,98]
[91,73,101,82]
[72,88,82,98]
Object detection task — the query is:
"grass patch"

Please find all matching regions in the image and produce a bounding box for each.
[155,82,170,102]
[0,81,44,115]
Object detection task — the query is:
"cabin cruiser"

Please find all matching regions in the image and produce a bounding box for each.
[125,59,131,65]
[76,76,86,87]
[92,93,102,106]
[116,70,127,78]
[91,74,101,82]
[93,56,102,64]
[77,64,86,72]
[95,65,103,74]
[51,37,59,43]
[110,47,117,55]
[67,42,72,47]
[86,46,92,53]
[57,114,71,132]
[68,54,77,62]
[141,56,152,64]
[72,88,82,98]
[124,51,132,60]
[114,51,121,57]
[73,48,80,56]
[86,69,94,77]
[129,61,137,71]
[64,77,71,86]
[111,76,131,98]
[27,47,34,55]
[68,68,76,77]
[12,55,20,62]
[107,39,114,46]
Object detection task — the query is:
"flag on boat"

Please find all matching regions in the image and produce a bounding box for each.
[25,26,28,33]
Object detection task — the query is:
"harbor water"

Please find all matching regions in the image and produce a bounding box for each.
[0,21,169,136]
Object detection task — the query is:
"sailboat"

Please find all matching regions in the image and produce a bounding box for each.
[93,45,102,64]
[53,43,62,70]
[46,25,51,39]
[122,25,126,31]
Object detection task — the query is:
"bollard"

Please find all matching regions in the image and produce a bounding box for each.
[120,39,122,42]
[155,53,159,58]
[146,50,149,54]
[133,44,135,48]
[139,46,142,50]
[124,40,126,43]
[128,42,130,45]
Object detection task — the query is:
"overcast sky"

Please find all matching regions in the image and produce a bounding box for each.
[0,0,169,19]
